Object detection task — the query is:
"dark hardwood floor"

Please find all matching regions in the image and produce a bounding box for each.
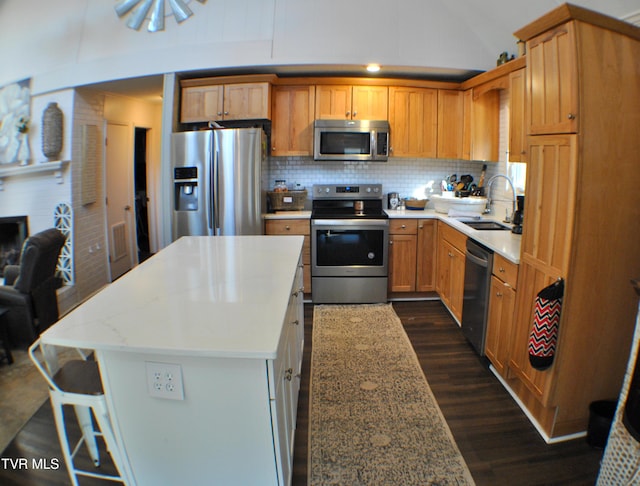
[293,301,603,486]
[1,301,602,485]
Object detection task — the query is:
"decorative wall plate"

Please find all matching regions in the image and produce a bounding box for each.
[115,0,206,32]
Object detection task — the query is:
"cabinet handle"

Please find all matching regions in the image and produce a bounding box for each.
[285,368,293,381]
[272,146,276,151]
[496,292,503,297]
[389,240,394,245]
[353,111,357,117]
[499,267,505,273]
[285,225,290,230]
[217,111,222,116]
[401,224,406,229]
[292,319,300,326]
[448,252,453,257]
[224,111,229,115]
[567,113,576,120]
[346,111,350,117]
[418,224,423,229]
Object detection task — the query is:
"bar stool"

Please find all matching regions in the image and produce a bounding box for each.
[29,338,131,485]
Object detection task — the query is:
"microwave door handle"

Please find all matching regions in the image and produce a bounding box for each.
[371,130,377,158]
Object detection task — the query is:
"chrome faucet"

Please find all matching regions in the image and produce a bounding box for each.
[484,174,517,222]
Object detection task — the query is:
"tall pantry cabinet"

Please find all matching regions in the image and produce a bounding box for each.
[505,4,640,440]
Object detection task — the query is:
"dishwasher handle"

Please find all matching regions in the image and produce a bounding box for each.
[466,250,490,268]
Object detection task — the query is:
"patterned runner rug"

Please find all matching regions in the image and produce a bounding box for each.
[309,303,475,485]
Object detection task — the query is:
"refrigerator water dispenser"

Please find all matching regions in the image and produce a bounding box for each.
[174,167,198,211]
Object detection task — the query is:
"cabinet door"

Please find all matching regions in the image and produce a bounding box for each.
[485,275,516,377]
[521,135,577,272]
[352,86,388,120]
[416,219,436,291]
[389,234,417,292]
[315,85,352,119]
[527,22,578,134]
[509,68,527,162]
[224,83,270,120]
[508,134,577,403]
[437,236,465,322]
[271,85,315,156]
[388,87,437,158]
[469,89,500,162]
[448,242,466,323]
[437,90,464,159]
[181,85,224,122]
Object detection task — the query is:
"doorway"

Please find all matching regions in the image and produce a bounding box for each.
[134,128,151,263]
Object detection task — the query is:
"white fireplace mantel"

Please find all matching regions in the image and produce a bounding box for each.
[0,160,70,190]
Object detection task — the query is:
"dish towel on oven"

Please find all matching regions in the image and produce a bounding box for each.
[528,279,565,370]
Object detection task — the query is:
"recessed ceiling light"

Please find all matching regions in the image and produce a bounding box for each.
[366,64,381,73]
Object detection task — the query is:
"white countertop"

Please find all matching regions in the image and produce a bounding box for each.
[41,236,304,359]
[263,211,311,219]
[386,209,521,263]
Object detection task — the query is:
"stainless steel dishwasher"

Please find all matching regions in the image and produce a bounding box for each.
[461,239,494,356]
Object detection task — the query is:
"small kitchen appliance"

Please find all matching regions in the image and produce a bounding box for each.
[313,120,389,162]
[512,195,525,234]
[311,184,389,304]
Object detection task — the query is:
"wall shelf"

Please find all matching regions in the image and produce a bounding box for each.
[0,160,70,190]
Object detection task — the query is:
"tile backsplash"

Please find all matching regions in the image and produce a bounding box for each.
[265,156,499,210]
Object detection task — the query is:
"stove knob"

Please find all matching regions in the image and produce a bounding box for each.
[325,187,330,193]
[366,187,372,193]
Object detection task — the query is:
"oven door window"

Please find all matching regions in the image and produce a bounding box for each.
[315,229,384,266]
[319,132,371,155]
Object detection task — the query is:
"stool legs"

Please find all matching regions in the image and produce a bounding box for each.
[73,405,100,466]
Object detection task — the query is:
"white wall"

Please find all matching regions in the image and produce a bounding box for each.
[1,0,638,94]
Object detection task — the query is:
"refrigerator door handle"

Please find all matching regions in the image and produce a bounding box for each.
[213,150,220,235]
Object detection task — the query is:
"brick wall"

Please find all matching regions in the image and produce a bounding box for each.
[71,89,109,305]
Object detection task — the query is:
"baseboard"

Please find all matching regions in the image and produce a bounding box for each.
[489,364,587,444]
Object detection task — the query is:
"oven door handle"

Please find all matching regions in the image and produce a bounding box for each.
[312,219,389,227]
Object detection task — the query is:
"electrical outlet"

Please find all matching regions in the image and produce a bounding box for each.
[145,362,184,400]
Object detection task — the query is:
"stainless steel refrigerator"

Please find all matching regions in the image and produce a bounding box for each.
[171,128,265,240]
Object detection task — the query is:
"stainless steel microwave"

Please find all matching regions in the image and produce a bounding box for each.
[313,120,389,161]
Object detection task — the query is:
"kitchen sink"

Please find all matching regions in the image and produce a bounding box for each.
[462,220,512,231]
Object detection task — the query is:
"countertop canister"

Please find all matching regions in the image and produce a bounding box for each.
[42,102,63,160]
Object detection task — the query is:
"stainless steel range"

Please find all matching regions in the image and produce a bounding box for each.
[311,184,389,304]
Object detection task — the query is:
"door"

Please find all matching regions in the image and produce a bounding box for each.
[106,122,135,280]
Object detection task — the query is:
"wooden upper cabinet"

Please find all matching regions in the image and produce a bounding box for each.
[271,85,315,156]
[223,83,271,120]
[315,85,388,120]
[388,87,438,158]
[527,22,578,134]
[462,87,500,162]
[180,78,273,123]
[437,90,465,159]
[351,86,388,120]
[509,68,527,162]
[181,85,224,123]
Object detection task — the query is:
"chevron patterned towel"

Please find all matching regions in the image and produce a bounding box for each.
[528,279,564,370]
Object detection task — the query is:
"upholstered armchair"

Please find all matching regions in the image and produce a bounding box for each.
[0,228,66,347]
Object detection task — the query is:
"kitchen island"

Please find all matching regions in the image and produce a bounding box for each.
[40,235,305,486]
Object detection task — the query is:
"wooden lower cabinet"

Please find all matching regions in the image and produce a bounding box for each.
[485,254,519,378]
[388,219,437,293]
[265,219,311,293]
[416,220,437,291]
[388,219,417,292]
[436,222,466,323]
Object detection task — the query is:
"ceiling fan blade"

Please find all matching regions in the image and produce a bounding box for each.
[168,0,193,23]
[126,0,154,30]
[148,0,165,32]
[114,0,140,17]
